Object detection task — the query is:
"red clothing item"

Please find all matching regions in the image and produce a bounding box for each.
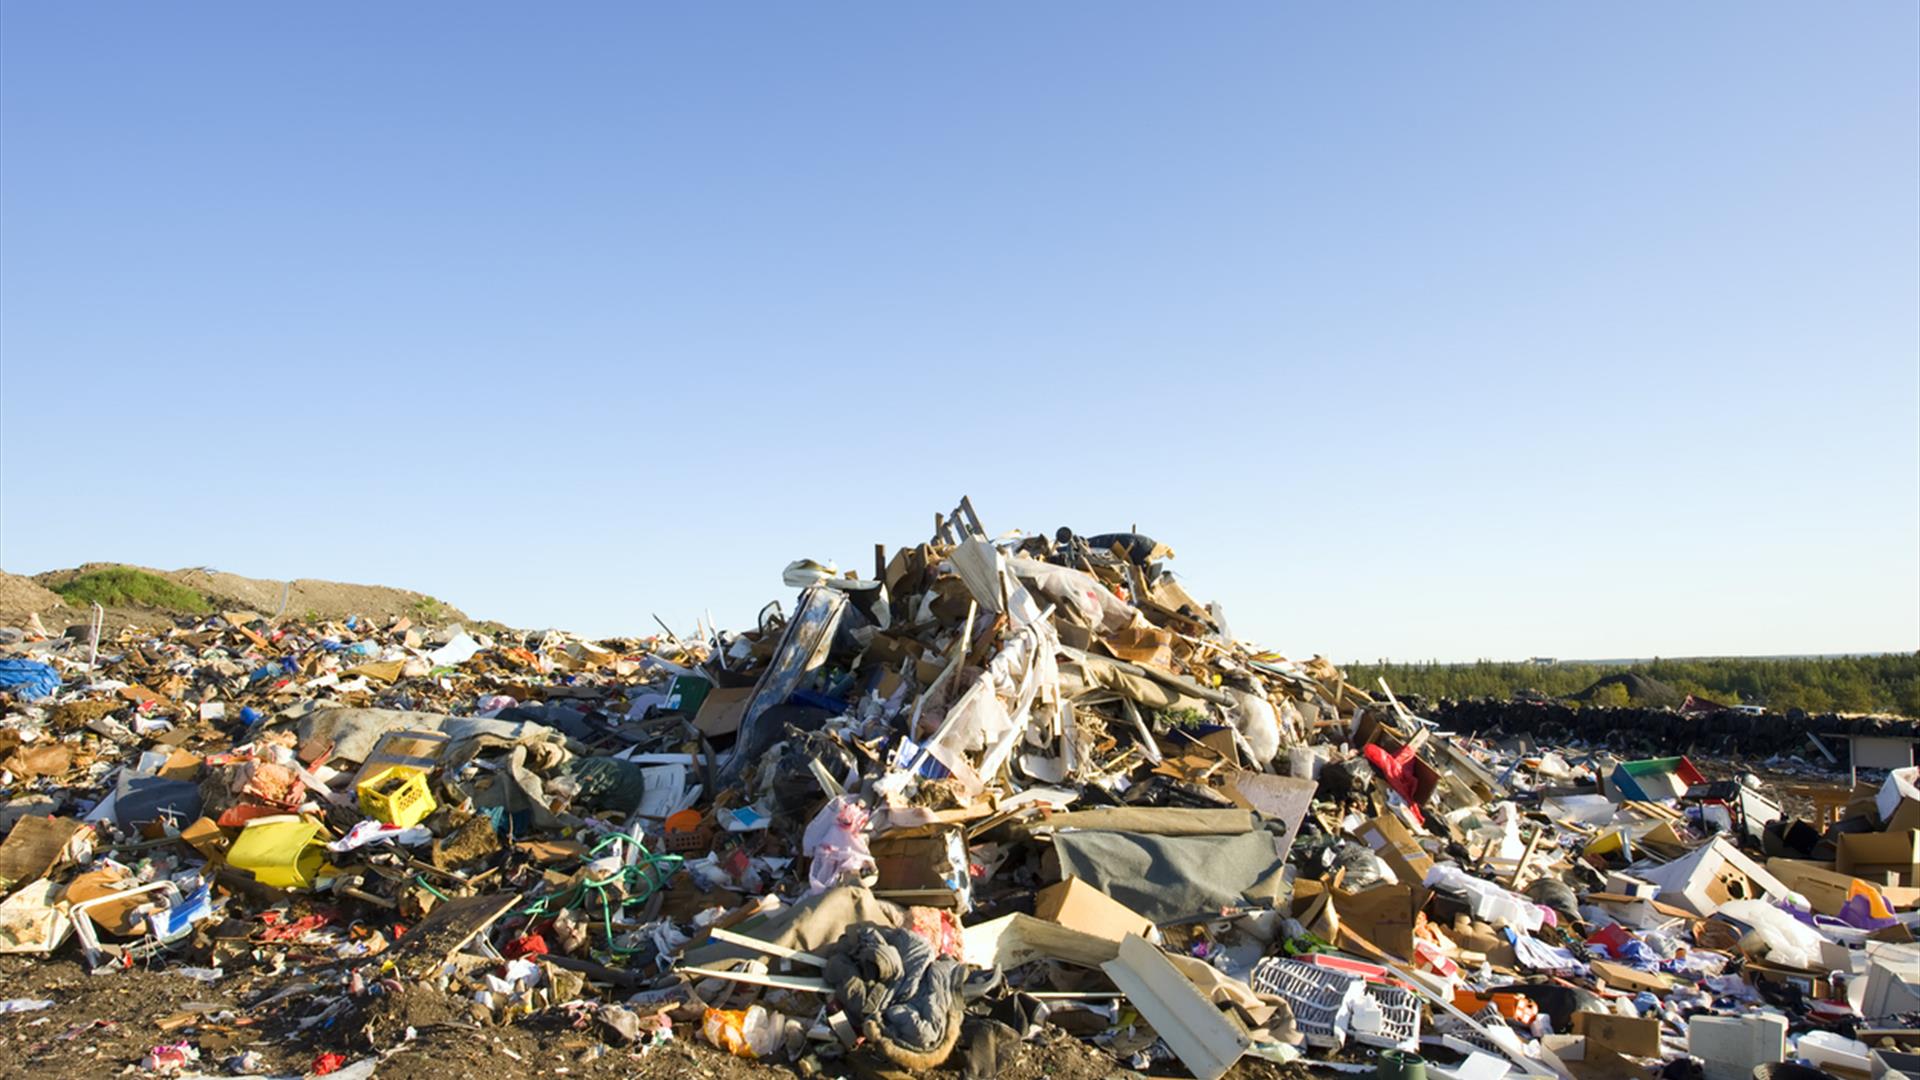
[1361,742,1426,825]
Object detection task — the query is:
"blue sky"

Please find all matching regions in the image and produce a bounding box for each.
[2,4,1915,661]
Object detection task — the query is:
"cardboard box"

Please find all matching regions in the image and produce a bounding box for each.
[1604,872,1658,899]
[1334,883,1416,959]
[1636,837,1789,916]
[1744,959,1834,999]
[1689,1014,1787,1080]
[1349,813,1433,888]
[1880,769,1920,834]
[692,686,752,738]
[1840,831,1920,887]
[1574,1011,1664,1058]
[871,824,972,910]
[1034,877,1154,942]
[1445,915,1518,970]
[1767,857,1890,917]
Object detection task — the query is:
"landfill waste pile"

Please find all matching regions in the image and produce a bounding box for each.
[2,500,1920,1080]
[1426,699,1920,761]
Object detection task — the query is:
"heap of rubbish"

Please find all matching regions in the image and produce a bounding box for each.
[2,499,1919,1080]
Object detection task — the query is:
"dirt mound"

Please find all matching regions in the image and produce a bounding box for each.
[1571,671,1683,708]
[0,571,69,626]
[13,563,468,633]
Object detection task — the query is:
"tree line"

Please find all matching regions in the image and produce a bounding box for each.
[1342,653,1920,718]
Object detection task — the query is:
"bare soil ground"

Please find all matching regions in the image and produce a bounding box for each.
[0,950,1315,1080]
[0,572,68,626]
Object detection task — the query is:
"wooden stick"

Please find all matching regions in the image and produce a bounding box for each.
[545,953,650,988]
[1508,826,1547,890]
[652,615,689,653]
[679,966,827,992]
[706,927,827,967]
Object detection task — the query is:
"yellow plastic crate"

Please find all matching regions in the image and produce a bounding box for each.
[356,765,436,828]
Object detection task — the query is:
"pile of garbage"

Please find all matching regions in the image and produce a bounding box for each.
[2,499,1919,1080]
[1429,698,1920,760]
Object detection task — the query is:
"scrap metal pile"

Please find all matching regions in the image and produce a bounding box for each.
[1,500,1918,1080]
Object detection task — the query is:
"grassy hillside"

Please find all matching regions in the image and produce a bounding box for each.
[53,567,213,614]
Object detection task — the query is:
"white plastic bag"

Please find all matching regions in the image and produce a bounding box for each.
[1719,898,1827,969]
[802,794,874,894]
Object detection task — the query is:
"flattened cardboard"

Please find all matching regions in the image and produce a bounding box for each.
[179,817,230,863]
[1224,771,1317,861]
[351,730,451,787]
[1034,877,1154,942]
[693,686,752,738]
[66,868,147,935]
[1592,959,1673,993]
[0,816,89,894]
[157,750,202,782]
[962,912,1120,969]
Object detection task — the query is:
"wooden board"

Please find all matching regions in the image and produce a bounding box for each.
[385,892,519,978]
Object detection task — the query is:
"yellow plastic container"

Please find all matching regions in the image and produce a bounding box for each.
[357,765,436,828]
[227,817,328,890]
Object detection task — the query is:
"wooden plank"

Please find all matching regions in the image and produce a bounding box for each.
[1100,934,1249,1080]
[679,966,828,992]
[1508,827,1547,890]
[386,892,520,979]
[706,927,826,967]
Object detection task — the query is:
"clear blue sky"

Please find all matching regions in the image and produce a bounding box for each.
[2,4,1915,662]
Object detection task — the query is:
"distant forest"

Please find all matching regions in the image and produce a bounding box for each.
[1343,654,1920,718]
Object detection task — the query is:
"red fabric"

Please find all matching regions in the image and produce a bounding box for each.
[258,911,333,942]
[1586,922,1634,956]
[1362,742,1426,824]
[503,931,550,959]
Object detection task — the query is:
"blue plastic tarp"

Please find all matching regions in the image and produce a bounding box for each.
[0,659,59,701]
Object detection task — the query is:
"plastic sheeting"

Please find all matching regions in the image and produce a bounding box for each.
[1053,829,1288,924]
[0,660,58,702]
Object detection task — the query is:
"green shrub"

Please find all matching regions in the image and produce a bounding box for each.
[54,568,213,614]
